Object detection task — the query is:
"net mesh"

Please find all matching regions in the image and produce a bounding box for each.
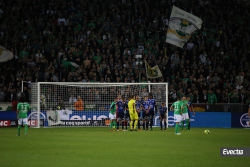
[30,83,167,128]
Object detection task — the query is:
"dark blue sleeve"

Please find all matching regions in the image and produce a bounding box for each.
[154,100,157,112]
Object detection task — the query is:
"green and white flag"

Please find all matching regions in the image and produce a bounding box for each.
[145,60,162,78]
[62,59,79,71]
[0,45,14,62]
[166,5,203,48]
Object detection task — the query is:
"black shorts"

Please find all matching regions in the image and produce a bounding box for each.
[149,110,154,119]
[160,113,166,120]
[125,113,130,120]
[117,112,124,120]
[142,112,149,119]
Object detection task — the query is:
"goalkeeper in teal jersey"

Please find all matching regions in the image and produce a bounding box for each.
[16,95,30,136]
[181,96,190,131]
[171,96,183,135]
[109,98,118,131]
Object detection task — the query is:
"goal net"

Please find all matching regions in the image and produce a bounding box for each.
[30,82,168,128]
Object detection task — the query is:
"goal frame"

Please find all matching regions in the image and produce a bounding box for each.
[34,82,168,128]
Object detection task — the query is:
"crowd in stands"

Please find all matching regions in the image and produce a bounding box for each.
[0,0,250,105]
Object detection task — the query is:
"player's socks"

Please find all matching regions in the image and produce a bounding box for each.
[114,121,117,129]
[175,124,179,134]
[24,124,28,134]
[164,121,166,129]
[150,118,153,129]
[117,122,119,130]
[186,119,189,130]
[160,121,162,129]
[138,120,140,129]
[134,120,138,130]
[130,121,133,130]
[18,125,21,135]
[110,121,113,129]
[181,120,184,130]
[146,122,149,129]
[125,122,127,130]
[188,119,191,130]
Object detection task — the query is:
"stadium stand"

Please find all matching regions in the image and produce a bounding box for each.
[0,0,250,105]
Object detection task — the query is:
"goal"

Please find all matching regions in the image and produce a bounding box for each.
[30,82,168,128]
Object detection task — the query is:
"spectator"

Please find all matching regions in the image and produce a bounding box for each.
[12,99,18,111]
[74,96,83,111]
[239,89,246,104]
[187,40,194,51]
[216,89,223,103]
[69,95,77,104]
[57,99,65,110]
[208,90,217,104]
[230,89,239,103]
[199,51,207,64]
[0,0,249,106]
[200,89,208,103]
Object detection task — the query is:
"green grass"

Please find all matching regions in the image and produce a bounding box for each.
[0,127,249,167]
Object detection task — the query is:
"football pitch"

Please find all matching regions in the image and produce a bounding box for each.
[0,127,249,167]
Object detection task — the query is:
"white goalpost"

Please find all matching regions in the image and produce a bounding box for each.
[30,82,168,128]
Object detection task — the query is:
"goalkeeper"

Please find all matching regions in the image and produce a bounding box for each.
[128,95,138,131]
[109,98,118,131]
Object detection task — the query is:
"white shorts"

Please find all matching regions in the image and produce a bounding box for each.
[18,118,28,125]
[109,113,116,120]
[182,113,189,120]
[174,115,182,123]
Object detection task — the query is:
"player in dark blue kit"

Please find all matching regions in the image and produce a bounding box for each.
[124,97,131,131]
[159,102,167,131]
[187,96,195,131]
[148,93,157,131]
[135,96,142,131]
[142,96,151,131]
[116,96,126,131]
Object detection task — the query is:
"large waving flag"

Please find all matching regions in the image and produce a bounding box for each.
[166,5,203,48]
[0,45,14,62]
[145,60,162,78]
[61,59,79,71]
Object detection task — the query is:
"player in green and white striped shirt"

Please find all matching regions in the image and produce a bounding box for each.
[109,98,118,131]
[171,96,183,135]
[16,95,30,136]
[181,96,190,131]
